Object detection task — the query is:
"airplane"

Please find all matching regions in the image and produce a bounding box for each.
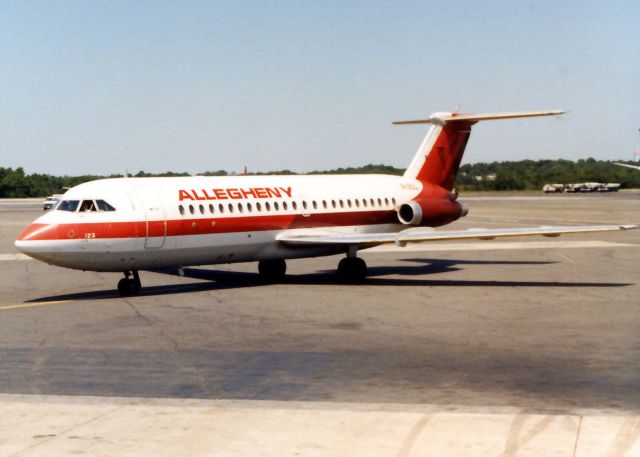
[15,110,638,296]
[614,162,640,171]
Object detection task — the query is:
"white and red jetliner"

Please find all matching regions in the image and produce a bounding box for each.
[15,110,637,295]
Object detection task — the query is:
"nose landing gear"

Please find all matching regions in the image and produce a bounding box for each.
[118,270,141,296]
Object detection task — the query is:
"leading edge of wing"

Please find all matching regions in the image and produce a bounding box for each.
[276,225,638,247]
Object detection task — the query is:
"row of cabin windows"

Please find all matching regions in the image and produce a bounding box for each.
[178,197,397,216]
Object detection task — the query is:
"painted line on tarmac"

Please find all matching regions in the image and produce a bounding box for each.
[367,240,637,253]
[0,300,71,312]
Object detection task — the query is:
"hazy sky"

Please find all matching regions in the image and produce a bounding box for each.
[1,1,639,176]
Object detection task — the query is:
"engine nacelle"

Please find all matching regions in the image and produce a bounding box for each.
[397,198,468,227]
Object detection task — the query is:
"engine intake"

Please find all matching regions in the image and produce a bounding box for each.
[397,198,467,227]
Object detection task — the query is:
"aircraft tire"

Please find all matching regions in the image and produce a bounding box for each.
[258,259,287,282]
[337,257,367,282]
[117,277,140,296]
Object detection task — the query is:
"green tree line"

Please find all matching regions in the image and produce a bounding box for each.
[1,159,639,198]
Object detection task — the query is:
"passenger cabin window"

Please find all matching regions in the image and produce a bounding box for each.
[179,205,185,215]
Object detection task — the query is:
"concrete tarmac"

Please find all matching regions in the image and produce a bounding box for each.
[1,192,639,455]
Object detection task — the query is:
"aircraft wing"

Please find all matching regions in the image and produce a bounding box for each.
[276,224,638,247]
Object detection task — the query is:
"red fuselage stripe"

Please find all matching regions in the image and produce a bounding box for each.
[18,210,398,241]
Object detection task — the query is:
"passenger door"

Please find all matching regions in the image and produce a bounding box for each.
[138,189,166,249]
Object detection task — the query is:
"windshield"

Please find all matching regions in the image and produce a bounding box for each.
[56,199,116,212]
[58,200,79,212]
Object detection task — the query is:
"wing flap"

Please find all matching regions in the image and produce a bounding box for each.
[276,225,637,247]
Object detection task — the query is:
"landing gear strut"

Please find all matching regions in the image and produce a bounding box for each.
[337,257,367,282]
[258,259,287,282]
[118,270,141,296]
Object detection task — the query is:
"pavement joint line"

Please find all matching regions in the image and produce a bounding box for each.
[0,394,633,417]
[0,300,71,311]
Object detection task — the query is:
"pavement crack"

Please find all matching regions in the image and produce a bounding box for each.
[571,416,583,457]
[8,403,125,457]
[123,299,211,393]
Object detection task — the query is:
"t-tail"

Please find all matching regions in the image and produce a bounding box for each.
[396,110,565,190]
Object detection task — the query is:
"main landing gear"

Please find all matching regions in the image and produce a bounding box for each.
[258,259,287,281]
[337,256,367,282]
[258,254,368,283]
[118,270,141,296]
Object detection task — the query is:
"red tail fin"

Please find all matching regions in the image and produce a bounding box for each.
[397,110,565,190]
[414,121,474,190]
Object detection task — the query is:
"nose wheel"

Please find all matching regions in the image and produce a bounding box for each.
[118,270,141,296]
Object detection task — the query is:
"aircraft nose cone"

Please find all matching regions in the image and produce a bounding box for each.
[16,223,58,242]
[15,223,60,261]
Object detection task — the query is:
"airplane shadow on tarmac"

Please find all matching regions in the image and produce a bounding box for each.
[26,258,633,303]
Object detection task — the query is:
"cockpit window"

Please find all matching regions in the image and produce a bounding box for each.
[58,200,80,212]
[96,200,115,211]
[56,199,115,212]
[80,200,97,212]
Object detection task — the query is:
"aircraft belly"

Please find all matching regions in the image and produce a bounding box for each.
[23,230,341,271]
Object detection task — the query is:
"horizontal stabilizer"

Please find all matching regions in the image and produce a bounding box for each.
[277,224,637,247]
[393,110,566,125]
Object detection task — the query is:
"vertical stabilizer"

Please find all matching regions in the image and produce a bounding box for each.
[395,110,565,190]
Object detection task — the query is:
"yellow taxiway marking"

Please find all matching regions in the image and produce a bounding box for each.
[0,300,71,311]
